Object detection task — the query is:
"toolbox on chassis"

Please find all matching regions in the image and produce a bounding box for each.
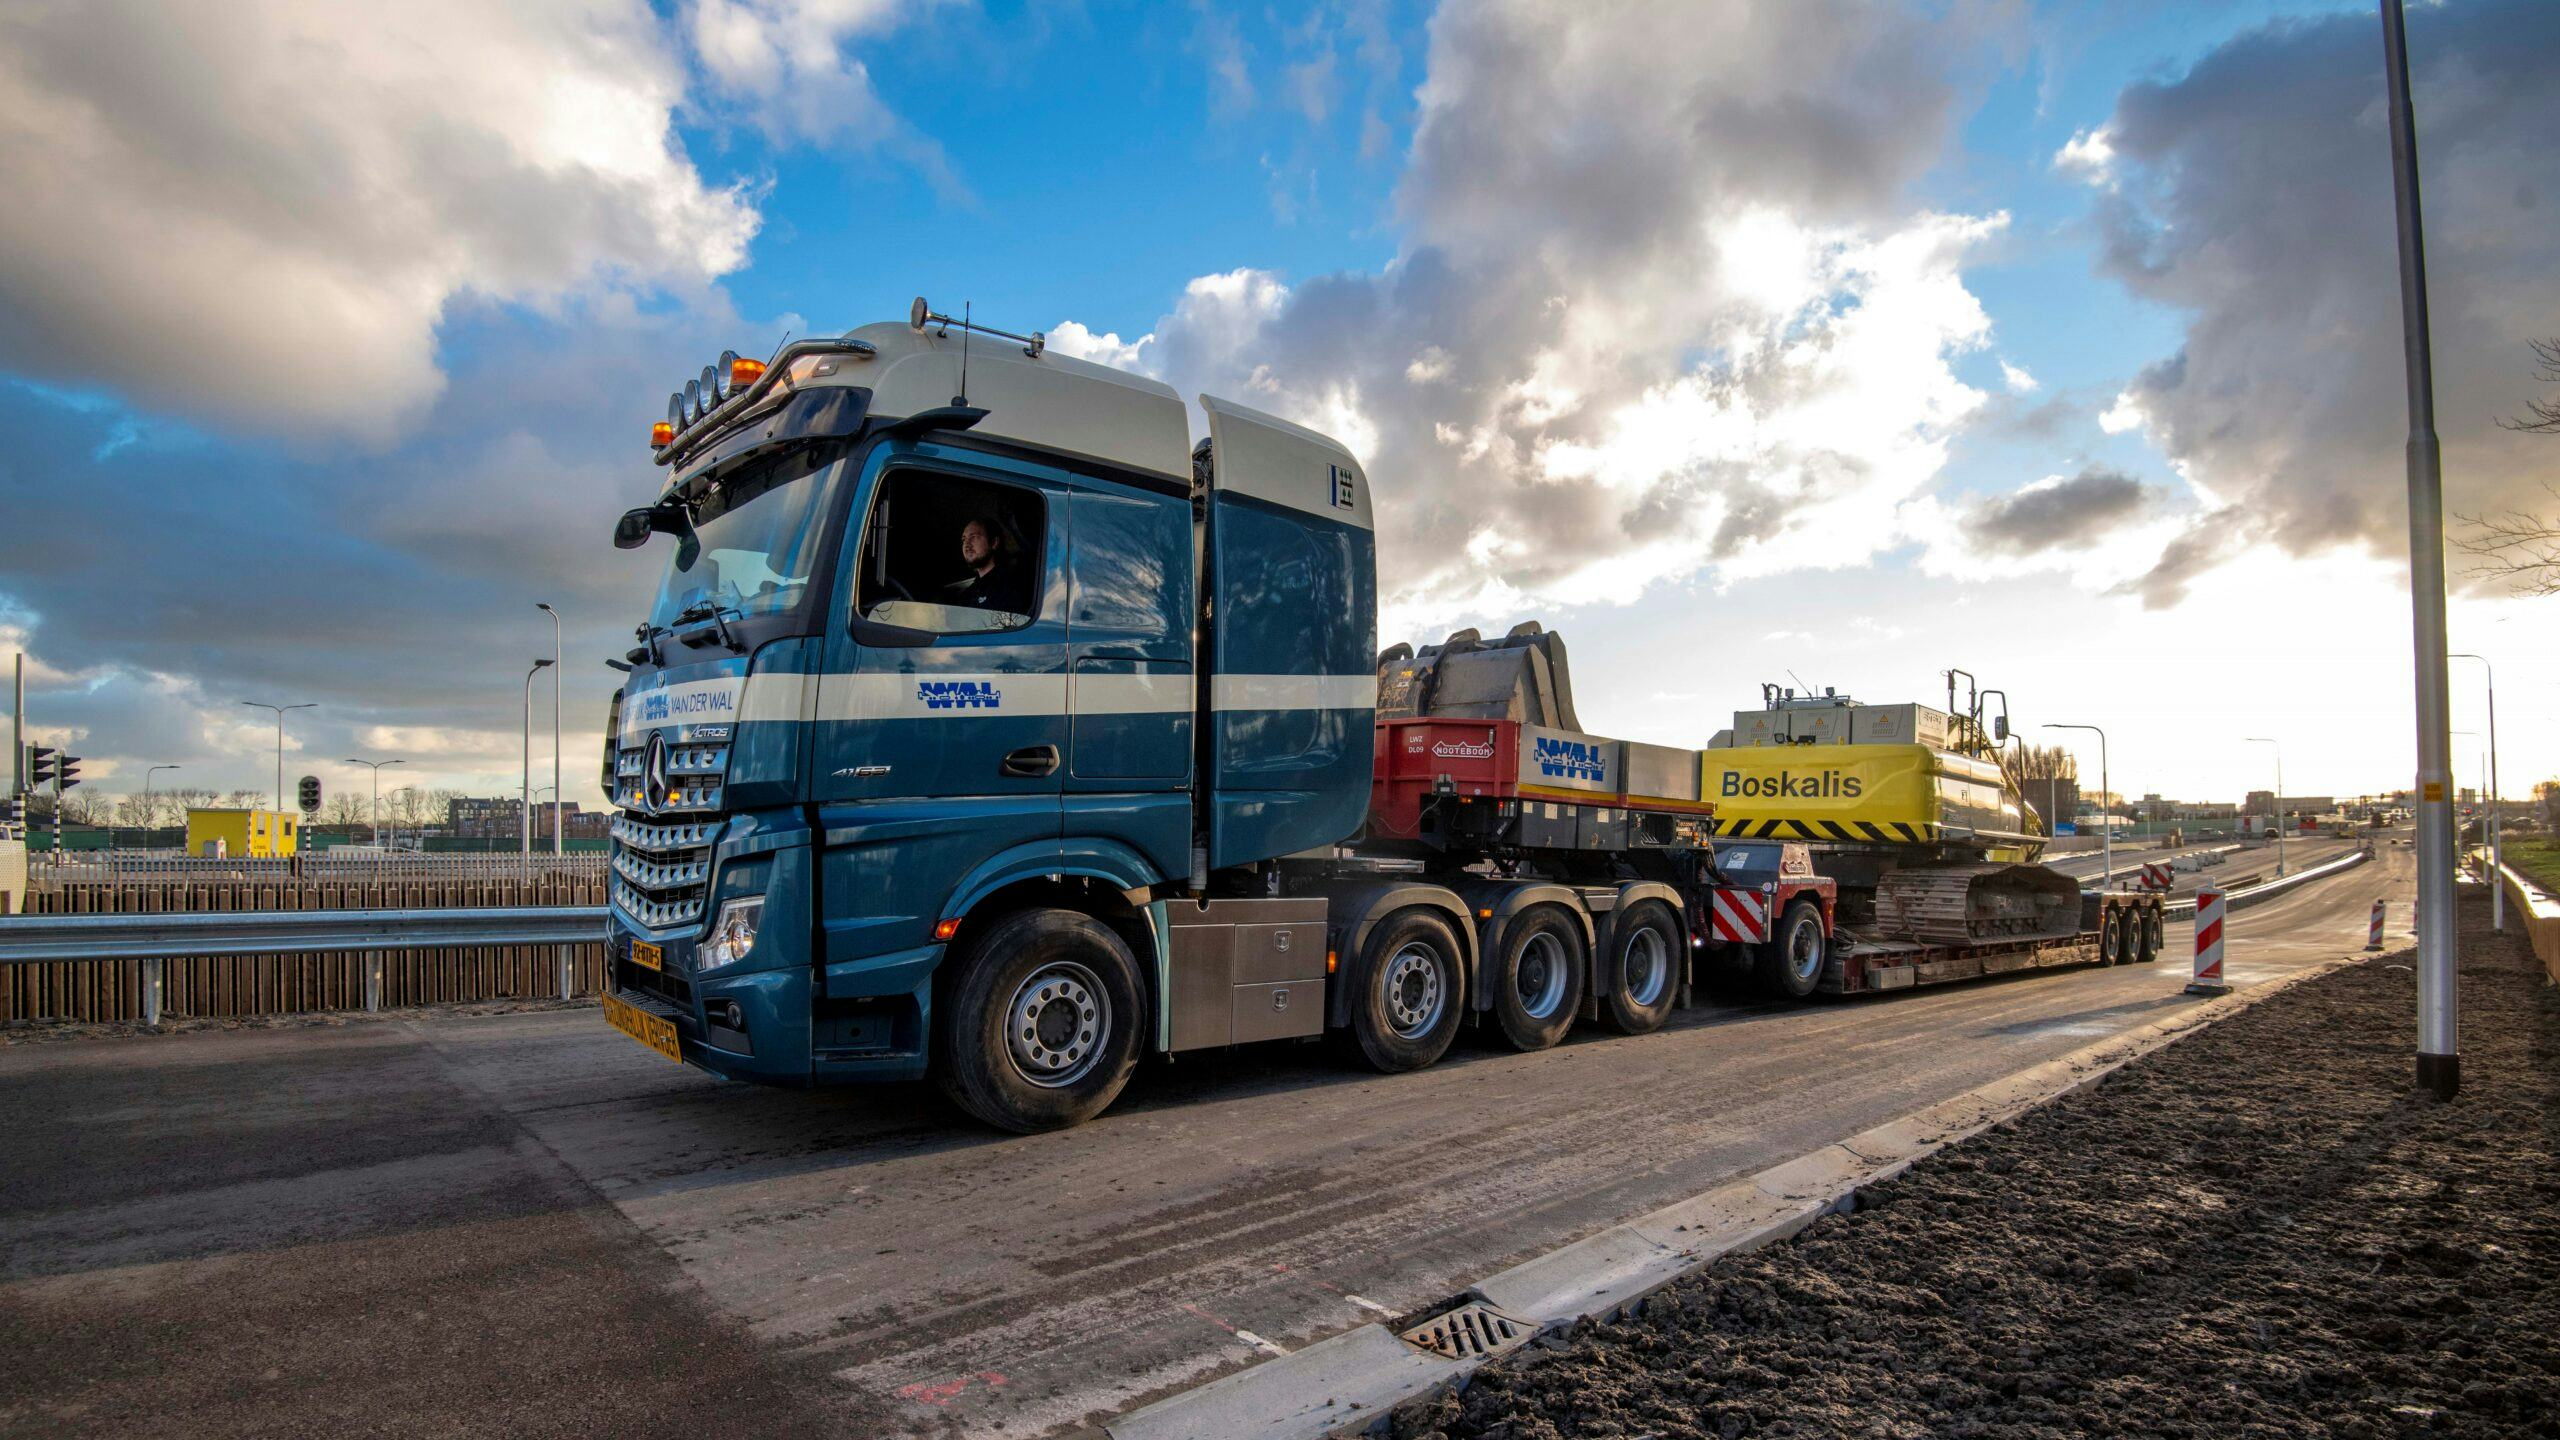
[595,305,2171,1132]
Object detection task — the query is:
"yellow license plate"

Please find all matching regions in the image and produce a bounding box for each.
[603,992,682,1062]
[629,940,663,972]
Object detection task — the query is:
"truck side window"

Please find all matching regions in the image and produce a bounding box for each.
[854,470,1046,635]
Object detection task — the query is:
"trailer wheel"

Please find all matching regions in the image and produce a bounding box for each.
[2138,904,2164,963]
[934,908,1144,1133]
[1339,909,1466,1074]
[2097,910,2125,967]
[1599,900,1682,1036]
[1757,899,1827,1000]
[1491,907,1587,1051]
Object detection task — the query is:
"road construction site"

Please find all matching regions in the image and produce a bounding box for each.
[0,835,2406,1438]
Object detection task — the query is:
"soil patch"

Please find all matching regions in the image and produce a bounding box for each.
[1390,895,2560,1439]
[0,995,597,1046]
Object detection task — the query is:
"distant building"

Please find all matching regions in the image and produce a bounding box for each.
[447,797,523,838]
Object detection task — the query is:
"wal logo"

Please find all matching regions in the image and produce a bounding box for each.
[1534,736,1606,782]
[919,680,1002,711]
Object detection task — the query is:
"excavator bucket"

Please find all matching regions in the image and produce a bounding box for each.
[1377,621,1582,731]
[1871,863,2083,948]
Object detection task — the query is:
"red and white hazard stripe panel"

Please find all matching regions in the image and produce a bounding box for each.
[2192,887,2226,985]
[1708,888,1770,945]
[2141,862,2173,890]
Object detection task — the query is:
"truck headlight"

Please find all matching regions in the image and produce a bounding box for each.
[699,897,763,972]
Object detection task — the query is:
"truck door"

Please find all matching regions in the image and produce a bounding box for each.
[1062,484,1195,881]
[814,446,1072,823]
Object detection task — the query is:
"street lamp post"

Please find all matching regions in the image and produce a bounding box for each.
[2379,0,2458,1098]
[2045,724,2109,886]
[143,765,179,842]
[2246,737,2285,877]
[523,660,553,857]
[2449,653,2501,931]
[344,757,405,847]
[536,602,562,857]
[238,701,316,813]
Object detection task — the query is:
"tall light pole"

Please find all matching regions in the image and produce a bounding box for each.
[2045,723,2109,885]
[2380,0,2458,1099]
[344,757,404,846]
[2449,653,2501,931]
[239,701,316,813]
[2245,737,2285,877]
[536,602,562,857]
[144,765,180,839]
[523,660,552,857]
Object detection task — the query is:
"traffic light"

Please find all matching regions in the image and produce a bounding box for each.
[24,744,56,787]
[55,755,82,791]
[297,774,322,813]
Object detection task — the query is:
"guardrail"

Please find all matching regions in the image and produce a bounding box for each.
[0,906,608,1025]
[2159,844,2373,921]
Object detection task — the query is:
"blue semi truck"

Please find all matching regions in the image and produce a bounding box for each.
[599,304,2160,1131]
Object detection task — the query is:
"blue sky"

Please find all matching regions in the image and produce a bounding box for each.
[0,0,2552,816]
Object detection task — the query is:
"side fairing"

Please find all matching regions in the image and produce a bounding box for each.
[1201,395,1378,868]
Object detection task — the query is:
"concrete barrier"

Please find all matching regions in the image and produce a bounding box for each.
[2496,862,2560,985]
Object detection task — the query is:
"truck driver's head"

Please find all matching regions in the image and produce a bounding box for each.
[959,516,999,572]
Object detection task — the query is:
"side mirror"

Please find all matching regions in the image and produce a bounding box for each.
[613,508,654,549]
[1994,714,2009,742]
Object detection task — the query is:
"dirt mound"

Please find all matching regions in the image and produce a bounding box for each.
[1390,897,2560,1439]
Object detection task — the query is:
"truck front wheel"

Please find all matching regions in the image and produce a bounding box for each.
[935,908,1144,1133]
[1339,909,1466,1074]
[1491,907,1587,1051]
[1599,900,1682,1036]
[1756,900,1827,1001]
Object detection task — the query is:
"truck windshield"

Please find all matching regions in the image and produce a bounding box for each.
[645,447,845,632]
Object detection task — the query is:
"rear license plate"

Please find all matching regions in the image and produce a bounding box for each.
[603,992,681,1062]
[629,940,663,972]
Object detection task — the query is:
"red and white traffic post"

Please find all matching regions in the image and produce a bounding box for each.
[2185,886,2231,996]
[2367,899,2387,951]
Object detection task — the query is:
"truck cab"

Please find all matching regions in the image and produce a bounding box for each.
[601,311,1377,1130]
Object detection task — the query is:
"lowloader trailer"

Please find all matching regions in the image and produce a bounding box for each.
[597,305,2165,1131]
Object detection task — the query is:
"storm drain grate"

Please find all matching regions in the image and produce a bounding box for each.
[1397,1301,1533,1361]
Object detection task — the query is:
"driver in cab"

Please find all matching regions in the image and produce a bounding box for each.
[945,515,1031,616]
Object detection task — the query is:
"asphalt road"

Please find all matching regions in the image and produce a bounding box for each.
[0,846,2406,1439]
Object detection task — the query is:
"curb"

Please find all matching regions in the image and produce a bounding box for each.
[1103,879,2380,1440]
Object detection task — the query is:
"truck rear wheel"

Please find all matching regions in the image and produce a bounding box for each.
[1757,899,1826,1001]
[2097,910,2125,967]
[1340,909,1466,1073]
[2138,905,2164,963]
[1491,907,1586,1051]
[935,908,1143,1133]
[1599,900,1682,1036]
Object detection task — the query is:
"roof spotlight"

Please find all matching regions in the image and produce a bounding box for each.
[666,392,684,431]
[715,350,740,401]
[682,378,702,424]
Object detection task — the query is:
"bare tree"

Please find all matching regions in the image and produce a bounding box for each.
[2454,480,2560,596]
[323,791,368,829]
[2454,340,2560,594]
[221,788,266,809]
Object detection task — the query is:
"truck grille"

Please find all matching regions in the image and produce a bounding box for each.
[611,814,719,931]
[614,739,732,814]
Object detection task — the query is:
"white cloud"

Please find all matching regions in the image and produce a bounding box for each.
[2098,390,2147,434]
[2053,125,2116,184]
[2000,360,2040,393]
[0,0,761,444]
[1059,1,2023,631]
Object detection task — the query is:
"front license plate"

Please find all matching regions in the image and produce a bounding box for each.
[603,992,681,1062]
[629,939,663,972]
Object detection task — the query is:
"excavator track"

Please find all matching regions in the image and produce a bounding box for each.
[1871,862,2083,948]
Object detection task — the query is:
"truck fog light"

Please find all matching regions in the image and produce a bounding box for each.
[699,897,764,972]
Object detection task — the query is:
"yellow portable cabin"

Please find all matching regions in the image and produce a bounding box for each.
[184,808,299,858]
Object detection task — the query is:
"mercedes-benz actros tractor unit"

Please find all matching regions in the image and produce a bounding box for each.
[599,305,2162,1131]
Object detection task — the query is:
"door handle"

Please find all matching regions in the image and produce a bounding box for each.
[1001,745,1060,778]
